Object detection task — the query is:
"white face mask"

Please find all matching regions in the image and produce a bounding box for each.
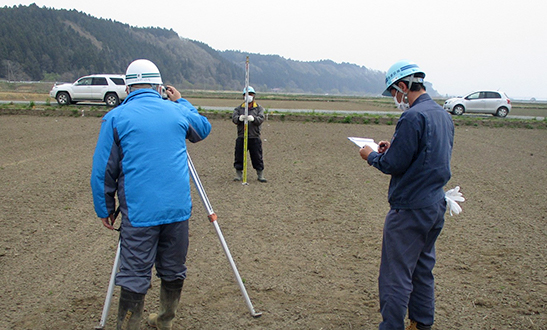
[245,95,254,104]
[393,90,410,111]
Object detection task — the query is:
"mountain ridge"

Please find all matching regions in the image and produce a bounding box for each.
[0,4,438,96]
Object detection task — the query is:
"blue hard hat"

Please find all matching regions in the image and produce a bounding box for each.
[243,86,256,94]
[382,60,425,96]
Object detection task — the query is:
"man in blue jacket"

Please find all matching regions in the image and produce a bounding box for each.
[91,59,211,330]
[360,60,454,330]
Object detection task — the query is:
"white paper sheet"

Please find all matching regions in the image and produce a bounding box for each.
[347,137,379,151]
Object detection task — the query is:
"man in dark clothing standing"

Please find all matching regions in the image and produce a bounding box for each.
[360,60,454,330]
[232,86,267,182]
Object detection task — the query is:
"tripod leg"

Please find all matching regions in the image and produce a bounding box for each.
[187,153,262,317]
[95,240,121,329]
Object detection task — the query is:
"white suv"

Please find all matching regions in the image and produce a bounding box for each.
[443,90,511,117]
[50,74,127,107]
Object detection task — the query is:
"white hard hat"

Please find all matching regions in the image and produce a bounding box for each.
[125,59,163,86]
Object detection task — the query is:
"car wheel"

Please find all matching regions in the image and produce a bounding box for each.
[56,92,71,106]
[453,105,464,116]
[495,107,508,118]
[105,93,120,107]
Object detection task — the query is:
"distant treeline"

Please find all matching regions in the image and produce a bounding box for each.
[0,4,434,96]
[220,51,388,95]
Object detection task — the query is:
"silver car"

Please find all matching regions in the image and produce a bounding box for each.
[443,90,512,117]
[49,74,127,107]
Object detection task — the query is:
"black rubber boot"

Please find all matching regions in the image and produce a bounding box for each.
[407,320,432,330]
[257,170,267,182]
[417,323,432,330]
[116,288,145,330]
[148,279,184,330]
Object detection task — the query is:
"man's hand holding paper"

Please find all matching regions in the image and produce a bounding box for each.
[348,137,379,151]
[348,137,390,161]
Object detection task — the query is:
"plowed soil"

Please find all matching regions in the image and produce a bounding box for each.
[0,115,545,329]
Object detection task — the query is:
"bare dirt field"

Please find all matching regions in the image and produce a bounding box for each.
[0,114,546,330]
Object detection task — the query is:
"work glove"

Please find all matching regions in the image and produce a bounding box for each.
[445,186,465,216]
[247,115,255,122]
[239,115,245,121]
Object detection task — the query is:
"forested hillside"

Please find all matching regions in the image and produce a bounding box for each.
[221,51,386,95]
[0,4,437,95]
[0,4,242,90]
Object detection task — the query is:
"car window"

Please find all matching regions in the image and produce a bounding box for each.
[109,78,126,86]
[486,92,501,99]
[466,92,481,100]
[76,78,92,86]
[92,77,108,86]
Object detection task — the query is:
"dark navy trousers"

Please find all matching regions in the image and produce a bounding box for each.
[234,137,264,171]
[378,199,446,330]
[116,217,189,294]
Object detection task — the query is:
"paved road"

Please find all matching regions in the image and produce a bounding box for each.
[2,101,543,120]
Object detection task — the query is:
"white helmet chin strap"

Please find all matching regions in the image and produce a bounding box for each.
[392,77,410,104]
[407,74,415,92]
[391,74,424,103]
[392,84,404,94]
[392,74,416,93]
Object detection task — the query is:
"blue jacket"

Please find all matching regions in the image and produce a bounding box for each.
[367,94,454,209]
[91,89,211,227]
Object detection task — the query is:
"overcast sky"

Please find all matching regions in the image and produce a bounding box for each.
[3,0,546,99]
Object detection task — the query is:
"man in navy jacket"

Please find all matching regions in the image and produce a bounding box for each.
[360,60,454,330]
[91,59,211,329]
